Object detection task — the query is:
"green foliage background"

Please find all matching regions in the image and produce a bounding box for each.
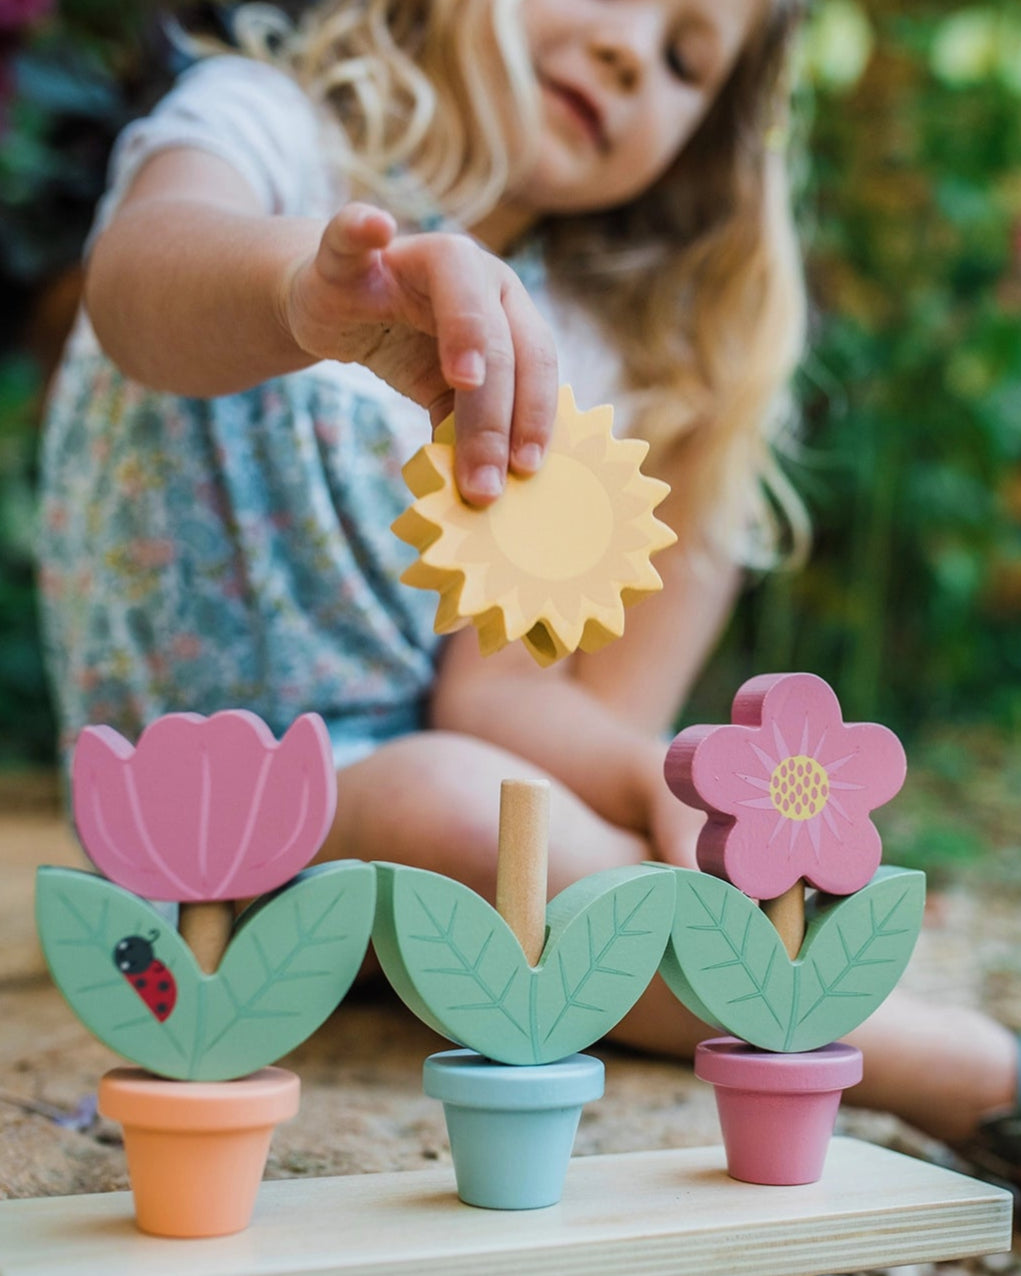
[691,0,1021,741]
[1,2,1019,775]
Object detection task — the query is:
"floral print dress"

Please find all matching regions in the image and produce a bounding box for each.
[39,322,443,766]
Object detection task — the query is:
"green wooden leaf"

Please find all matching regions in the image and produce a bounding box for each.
[659,870,795,1051]
[372,863,674,1065]
[789,866,925,1052]
[194,861,376,1078]
[372,864,533,1053]
[36,862,375,1080]
[37,868,202,1075]
[536,867,676,1062]
[659,866,925,1052]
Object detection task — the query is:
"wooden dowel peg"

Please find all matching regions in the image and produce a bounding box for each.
[762,880,805,961]
[178,900,234,974]
[495,779,550,966]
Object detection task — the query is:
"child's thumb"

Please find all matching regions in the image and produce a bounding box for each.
[319,204,397,271]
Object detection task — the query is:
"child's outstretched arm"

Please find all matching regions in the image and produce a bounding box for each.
[85,147,556,503]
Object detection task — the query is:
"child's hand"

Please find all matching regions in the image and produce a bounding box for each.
[281,203,557,505]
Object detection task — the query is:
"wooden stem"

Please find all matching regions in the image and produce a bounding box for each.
[762,880,805,961]
[178,900,234,974]
[495,779,550,967]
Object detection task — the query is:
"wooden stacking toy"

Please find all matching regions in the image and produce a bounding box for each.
[661,672,925,1185]
[36,710,375,1236]
[373,778,675,1207]
[6,697,1011,1271]
[392,385,676,665]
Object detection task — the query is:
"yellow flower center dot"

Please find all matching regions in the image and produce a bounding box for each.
[769,755,830,821]
[489,454,615,582]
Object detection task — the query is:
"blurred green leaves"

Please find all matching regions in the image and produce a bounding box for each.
[930,8,1021,91]
[800,0,876,93]
[694,0,1021,753]
[0,0,170,767]
[0,354,54,765]
[1,1,170,285]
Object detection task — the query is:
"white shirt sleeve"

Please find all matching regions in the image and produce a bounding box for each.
[535,284,631,432]
[87,55,335,248]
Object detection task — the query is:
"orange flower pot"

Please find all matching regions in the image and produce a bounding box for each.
[98,1066,300,1237]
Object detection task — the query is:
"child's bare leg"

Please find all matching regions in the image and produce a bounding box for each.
[842,989,1017,1141]
[317,729,648,897]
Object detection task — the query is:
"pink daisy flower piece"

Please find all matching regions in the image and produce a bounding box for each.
[664,673,906,900]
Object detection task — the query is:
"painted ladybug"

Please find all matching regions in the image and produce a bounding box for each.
[113,930,177,1022]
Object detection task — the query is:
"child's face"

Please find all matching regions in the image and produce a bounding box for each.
[516,0,763,214]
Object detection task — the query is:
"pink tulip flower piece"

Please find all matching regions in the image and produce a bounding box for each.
[72,711,337,902]
[664,673,906,900]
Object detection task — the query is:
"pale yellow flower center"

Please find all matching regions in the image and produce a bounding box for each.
[769,755,830,821]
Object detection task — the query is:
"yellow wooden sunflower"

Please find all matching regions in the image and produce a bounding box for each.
[391,385,677,666]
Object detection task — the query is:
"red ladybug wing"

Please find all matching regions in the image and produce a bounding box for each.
[125,960,177,1023]
[145,960,177,1022]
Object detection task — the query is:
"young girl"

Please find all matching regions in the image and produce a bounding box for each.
[38,0,1018,1169]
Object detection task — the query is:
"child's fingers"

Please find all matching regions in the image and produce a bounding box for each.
[323,227,556,503]
[446,273,557,500]
[500,275,558,477]
[449,309,518,505]
[418,237,495,394]
[317,204,397,281]
[415,241,555,502]
[412,239,522,504]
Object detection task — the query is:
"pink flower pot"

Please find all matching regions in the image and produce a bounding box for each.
[695,1037,863,1185]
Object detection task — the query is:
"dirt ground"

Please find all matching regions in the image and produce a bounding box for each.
[1,796,1019,1275]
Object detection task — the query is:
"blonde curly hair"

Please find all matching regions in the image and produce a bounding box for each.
[233,0,807,567]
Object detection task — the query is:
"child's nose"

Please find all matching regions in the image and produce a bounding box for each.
[587,11,663,93]
[590,39,641,92]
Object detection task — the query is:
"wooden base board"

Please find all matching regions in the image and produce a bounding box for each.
[0,1139,1012,1276]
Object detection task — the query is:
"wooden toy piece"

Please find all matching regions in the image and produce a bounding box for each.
[392,385,676,666]
[373,859,675,1066]
[178,901,234,975]
[694,1038,864,1185]
[659,670,923,1051]
[423,1049,604,1209]
[664,671,908,958]
[0,1140,1012,1274]
[659,864,925,1053]
[762,882,805,961]
[36,860,376,1081]
[419,780,608,1209]
[665,671,908,899]
[73,710,337,972]
[72,711,337,968]
[98,1066,300,1237]
[495,779,549,966]
[661,672,922,1184]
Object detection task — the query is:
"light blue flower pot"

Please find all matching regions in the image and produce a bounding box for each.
[423,1049,605,1209]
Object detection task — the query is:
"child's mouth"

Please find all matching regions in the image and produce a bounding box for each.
[542,79,608,152]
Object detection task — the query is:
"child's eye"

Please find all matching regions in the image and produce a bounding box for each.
[666,44,698,85]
